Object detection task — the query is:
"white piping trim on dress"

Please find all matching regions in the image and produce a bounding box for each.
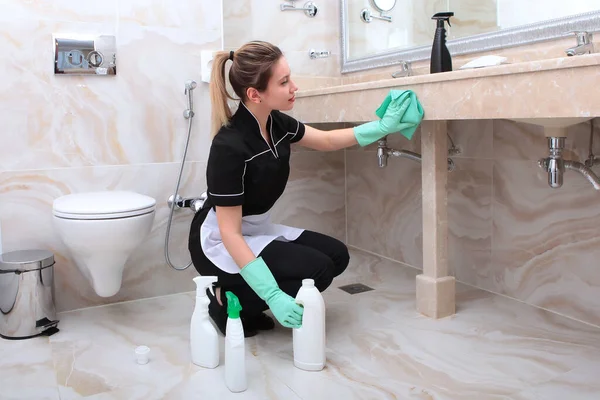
[240,102,278,159]
[274,132,291,147]
[245,149,270,162]
[288,120,300,142]
[269,116,279,158]
[208,147,272,197]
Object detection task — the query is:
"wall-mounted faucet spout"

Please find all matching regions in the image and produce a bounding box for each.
[565,31,594,56]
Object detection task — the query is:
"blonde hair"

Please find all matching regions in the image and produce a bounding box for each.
[209,41,283,137]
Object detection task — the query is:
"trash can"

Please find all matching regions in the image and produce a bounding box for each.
[0,250,59,340]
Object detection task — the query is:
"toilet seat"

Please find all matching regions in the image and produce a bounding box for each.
[53,191,156,220]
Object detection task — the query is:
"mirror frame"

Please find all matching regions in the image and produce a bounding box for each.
[340,2,600,74]
[371,0,396,13]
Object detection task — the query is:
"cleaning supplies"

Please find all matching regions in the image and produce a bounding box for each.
[190,276,219,369]
[225,291,247,393]
[293,279,326,371]
[430,12,454,74]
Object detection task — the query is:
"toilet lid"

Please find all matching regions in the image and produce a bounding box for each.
[53,191,156,220]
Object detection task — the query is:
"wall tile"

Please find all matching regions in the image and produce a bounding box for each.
[118,0,221,31]
[448,158,493,285]
[0,0,118,23]
[346,150,423,267]
[222,0,252,49]
[492,158,600,326]
[448,119,494,159]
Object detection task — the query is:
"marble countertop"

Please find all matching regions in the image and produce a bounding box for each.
[290,53,600,123]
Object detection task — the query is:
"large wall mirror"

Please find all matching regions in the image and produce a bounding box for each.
[341,0,600,73]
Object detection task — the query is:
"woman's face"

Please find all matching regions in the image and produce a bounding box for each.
[260,57,298,111]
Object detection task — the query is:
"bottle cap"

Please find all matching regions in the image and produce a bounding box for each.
[226,291,242,319]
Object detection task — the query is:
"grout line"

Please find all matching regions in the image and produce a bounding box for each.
[57,290,194,316]
[347,244,600,331]
[456,279,600,330]
[347,244,422,272]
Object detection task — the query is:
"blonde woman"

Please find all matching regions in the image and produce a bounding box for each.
[188,41,422,337]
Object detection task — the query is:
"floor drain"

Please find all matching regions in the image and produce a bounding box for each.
[338,283,374,295]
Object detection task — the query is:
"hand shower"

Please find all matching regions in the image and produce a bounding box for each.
[184,80,197,119]
[184,79,197,93]
[164,79,200,271]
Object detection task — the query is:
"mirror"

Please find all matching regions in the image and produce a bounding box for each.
[372,0,396,13]
[341,0,600,73]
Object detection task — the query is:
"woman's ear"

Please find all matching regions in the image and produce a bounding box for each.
[246,87,262,104]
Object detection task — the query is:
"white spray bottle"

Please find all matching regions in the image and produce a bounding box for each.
[224,291,247,392]
[293,278,326,371]
[190,276,219,368]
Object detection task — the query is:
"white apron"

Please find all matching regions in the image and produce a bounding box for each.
[200,208,304,274]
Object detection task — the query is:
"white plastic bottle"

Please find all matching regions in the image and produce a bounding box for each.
[190,276,219,368]
[224,291,247,392]
[293,278,326,371]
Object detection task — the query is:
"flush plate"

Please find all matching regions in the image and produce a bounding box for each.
[53,34,117,75]
[338,283,374,294]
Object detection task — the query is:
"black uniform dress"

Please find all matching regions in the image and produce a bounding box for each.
[189,102,349,318]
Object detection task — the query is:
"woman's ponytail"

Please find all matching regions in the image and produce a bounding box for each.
[209,51,233,137]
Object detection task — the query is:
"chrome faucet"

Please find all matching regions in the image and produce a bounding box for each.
[565,31,594,56]
[391,61,412,78]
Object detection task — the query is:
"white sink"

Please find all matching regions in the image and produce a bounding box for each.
[508,117,592,136]
[509,117,592,128]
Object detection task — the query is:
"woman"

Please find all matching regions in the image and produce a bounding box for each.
[188,41,422,337]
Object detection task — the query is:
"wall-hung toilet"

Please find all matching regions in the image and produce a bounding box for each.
[52,191,156,297]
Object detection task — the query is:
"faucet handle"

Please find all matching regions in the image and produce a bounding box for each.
[391,61,412,78]
[569,31,592,45]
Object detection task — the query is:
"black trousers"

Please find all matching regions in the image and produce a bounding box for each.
[189,214,350,317]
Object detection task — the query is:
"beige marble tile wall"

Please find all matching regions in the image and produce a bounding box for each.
[223,0,342,89]
[347,118,600,327]
[0,0,222,312]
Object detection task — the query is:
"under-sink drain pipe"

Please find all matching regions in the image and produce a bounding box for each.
[538,121,600,190]
[377,137,456,172]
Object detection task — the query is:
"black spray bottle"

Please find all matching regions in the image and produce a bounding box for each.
[430,12,454,74]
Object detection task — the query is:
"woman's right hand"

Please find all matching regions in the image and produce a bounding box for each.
[264,290,303,328]
[239,257,304,328]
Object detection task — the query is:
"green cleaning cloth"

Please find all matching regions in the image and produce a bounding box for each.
[374,89,424,141]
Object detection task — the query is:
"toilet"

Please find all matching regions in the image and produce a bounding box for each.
[52,191,156,297]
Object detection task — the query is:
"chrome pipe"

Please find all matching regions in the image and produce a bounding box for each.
[564,161,600,190]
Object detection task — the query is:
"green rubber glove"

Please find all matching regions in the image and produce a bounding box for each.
[239,257,304,328]
[353,89,424,147]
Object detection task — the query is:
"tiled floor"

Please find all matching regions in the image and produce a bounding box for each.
[2,249,600,399]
